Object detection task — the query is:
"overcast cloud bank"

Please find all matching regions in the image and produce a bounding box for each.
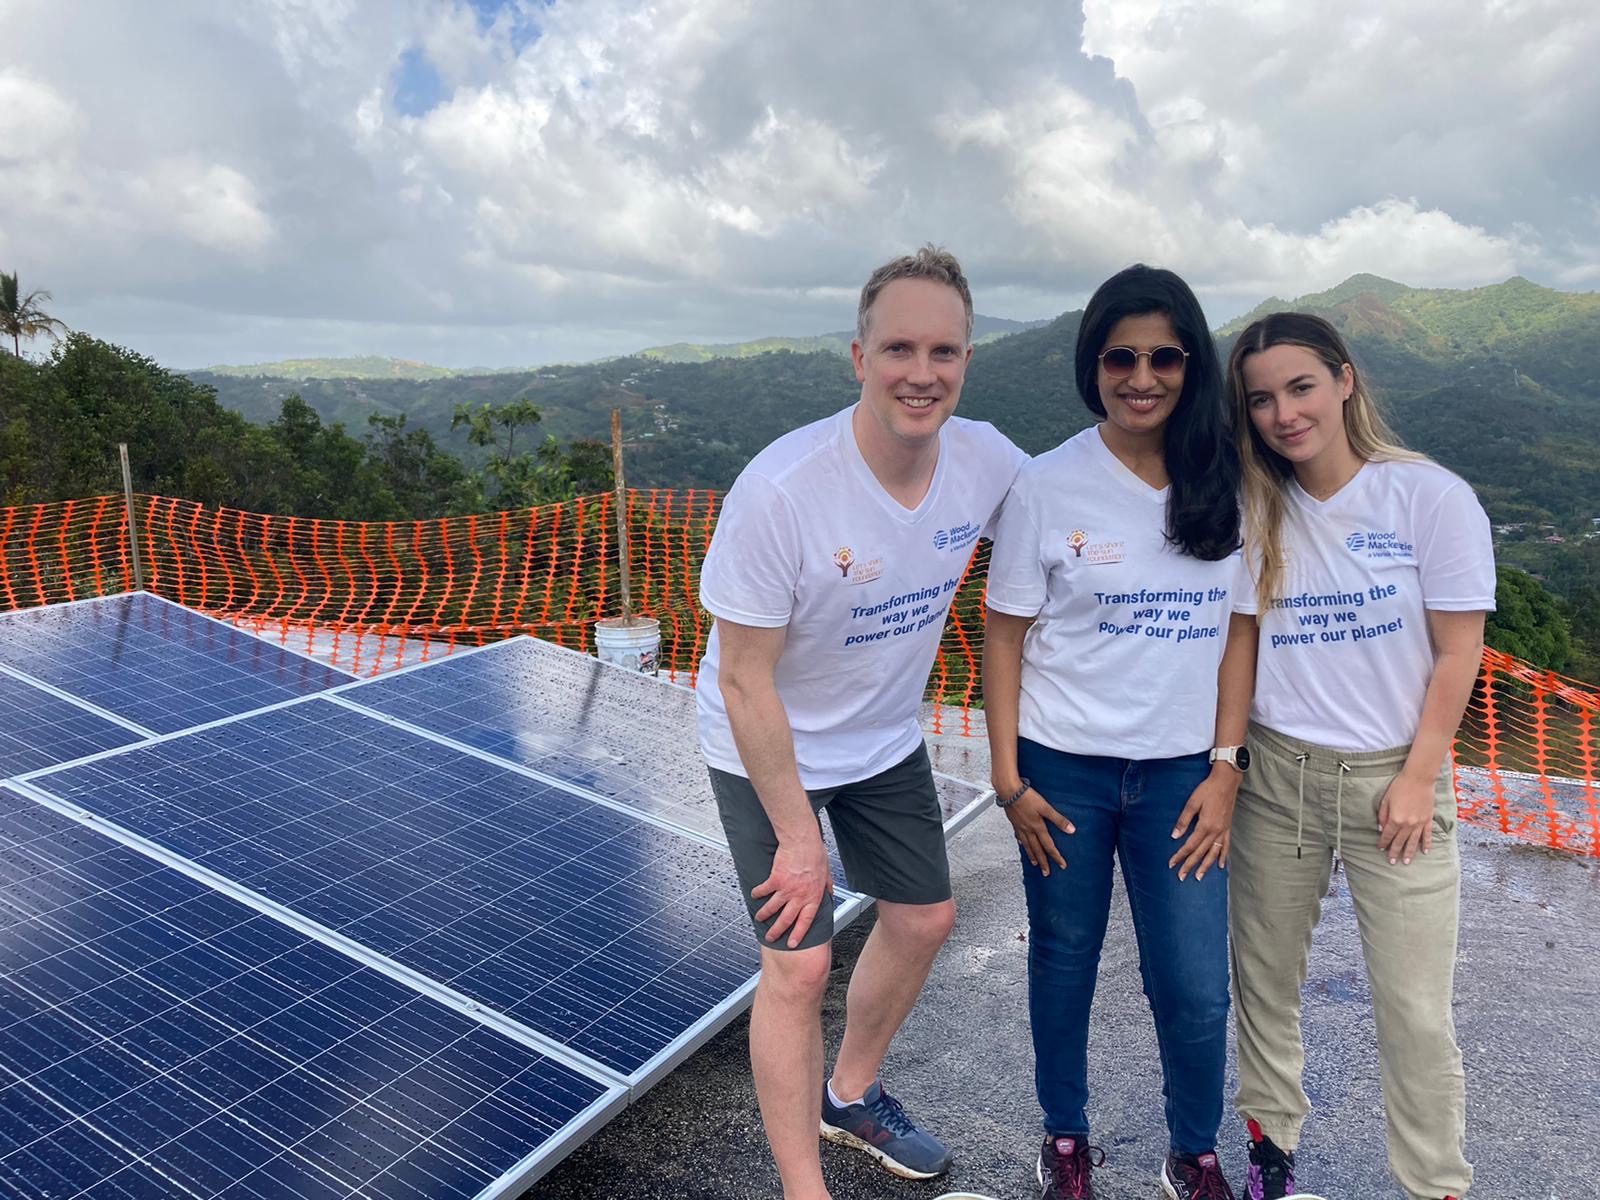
[2,0,1595,368]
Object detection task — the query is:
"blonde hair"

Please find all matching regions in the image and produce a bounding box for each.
[857,244,974,344]
[1227,312,1427,616]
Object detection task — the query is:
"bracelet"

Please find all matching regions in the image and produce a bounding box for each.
[996,778,1031,808]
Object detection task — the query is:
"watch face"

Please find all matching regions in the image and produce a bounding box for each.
[1235,746,1252,772]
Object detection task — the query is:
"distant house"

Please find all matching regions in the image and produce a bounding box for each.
[1544,534,1566,544]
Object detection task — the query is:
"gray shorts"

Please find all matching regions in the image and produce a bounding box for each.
[707,743,952,951]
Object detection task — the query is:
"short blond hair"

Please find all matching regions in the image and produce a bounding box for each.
[856,244,973,343]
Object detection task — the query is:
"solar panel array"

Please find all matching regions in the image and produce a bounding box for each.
[0,670,143,780]
[3,594,991,1196]
[32,700,771,1082]
[0,594,353,735]
[337,636,992,852]
[0,787,621,1200]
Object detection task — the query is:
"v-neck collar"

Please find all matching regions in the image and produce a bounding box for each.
[1091,424,1168,502]
[842,404,948,524]
[1289,461,1369,512]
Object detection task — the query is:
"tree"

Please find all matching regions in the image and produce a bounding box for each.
[365,412,473,517]
[1,272,69,358]
[450,398,612,508]
[1563,585,1600,683]
[452,397,544,464]
[1485,566,1574,673]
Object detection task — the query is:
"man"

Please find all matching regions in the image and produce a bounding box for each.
[697,246,1026,1199]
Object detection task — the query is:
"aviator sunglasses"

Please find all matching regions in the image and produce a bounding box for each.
[1098,344,1189,379]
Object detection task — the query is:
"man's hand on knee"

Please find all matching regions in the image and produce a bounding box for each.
[752,833,833,949]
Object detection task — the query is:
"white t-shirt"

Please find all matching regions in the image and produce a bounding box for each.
[1237,458,1496,750]
[697,406,1027,789]
[985,426,1247,760]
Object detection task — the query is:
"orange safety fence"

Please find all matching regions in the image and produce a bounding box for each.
[3,492,1598,857]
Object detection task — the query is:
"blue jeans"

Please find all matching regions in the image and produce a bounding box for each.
[1017,738,1230,1155]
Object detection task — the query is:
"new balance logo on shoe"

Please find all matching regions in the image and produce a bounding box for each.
[853,1120,893,1148]
[819,1079,953,1180]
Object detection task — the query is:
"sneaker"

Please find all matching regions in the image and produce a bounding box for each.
[1035,1134,1105,1198]
[1245,1120,1296,1199]
[1161,1150,1236,1200]
[819,1079,952,1179]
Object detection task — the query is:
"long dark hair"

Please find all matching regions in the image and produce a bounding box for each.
[1074,264,1239,561]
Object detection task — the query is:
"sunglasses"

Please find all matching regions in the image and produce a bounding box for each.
[1098,345,1189,379]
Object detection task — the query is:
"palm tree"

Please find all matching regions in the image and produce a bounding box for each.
[1,271,68,358]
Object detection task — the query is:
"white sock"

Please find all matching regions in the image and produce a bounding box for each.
[826,1079,864,1108]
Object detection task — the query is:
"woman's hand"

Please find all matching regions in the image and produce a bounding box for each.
[1378,771,1437,865]
[1168,766,1240,881]
[1000,785,1076,876]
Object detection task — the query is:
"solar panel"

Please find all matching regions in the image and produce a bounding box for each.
[26,699,816,1086]
[0,594,354,736]
[0,786,623,1200]
[0,670,145,780]
[336,636,993,843]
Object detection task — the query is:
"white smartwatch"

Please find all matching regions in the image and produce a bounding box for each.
[1209,745,1251,772]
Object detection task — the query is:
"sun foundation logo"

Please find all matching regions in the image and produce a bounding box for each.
[1067,528,1124,565]
[833,544,884,585]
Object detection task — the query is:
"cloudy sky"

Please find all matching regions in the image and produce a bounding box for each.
[2,0,1596,369]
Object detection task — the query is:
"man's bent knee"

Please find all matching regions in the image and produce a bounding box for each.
[876,898,957,949]
[757,942,832,1007]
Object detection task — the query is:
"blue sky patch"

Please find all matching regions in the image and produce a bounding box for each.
[393,46,448,117]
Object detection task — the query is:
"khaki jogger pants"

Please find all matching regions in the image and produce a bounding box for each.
[1229,722,1472,1200]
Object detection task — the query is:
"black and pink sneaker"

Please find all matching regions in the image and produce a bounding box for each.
[1161,1149,1235,1199]
[1035,1134,1105,1198]
[1245,1119,1296,1199]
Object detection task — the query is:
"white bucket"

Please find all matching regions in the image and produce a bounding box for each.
[593,615,661,676]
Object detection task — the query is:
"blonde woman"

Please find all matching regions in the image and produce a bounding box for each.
[1226,313,1494,1200]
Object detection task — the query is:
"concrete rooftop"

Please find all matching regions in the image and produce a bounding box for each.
[532,730,1599,1200]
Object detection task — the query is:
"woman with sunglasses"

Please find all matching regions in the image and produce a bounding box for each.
[984,265,1253,1200]
[1224,313,1491,1200]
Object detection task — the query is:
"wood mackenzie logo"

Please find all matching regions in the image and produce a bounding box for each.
[1066,529,1124,565]
[1345,530,1415,560]
[932,520,980,553]
[833,545,884,585]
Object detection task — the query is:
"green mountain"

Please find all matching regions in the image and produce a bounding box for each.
[197,355,521,381]
[635,314,1048,362]
[191,276,1600,545]
[638,335,852,363]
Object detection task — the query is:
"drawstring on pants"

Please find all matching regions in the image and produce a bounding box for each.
[1291,751,1353,871]
[1293,753,1310,859]
[1332,760,1351,874]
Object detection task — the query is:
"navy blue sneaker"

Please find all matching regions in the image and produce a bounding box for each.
[819,1079,953,1179]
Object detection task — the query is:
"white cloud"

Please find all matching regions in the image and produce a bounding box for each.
[0,70,83,159]
[0,0,1591,367]
[132,161,276,256]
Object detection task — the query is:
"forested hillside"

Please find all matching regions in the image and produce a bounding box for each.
[8,273,1598,675]
[0,336,609,518]
[193,275,1600,530]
